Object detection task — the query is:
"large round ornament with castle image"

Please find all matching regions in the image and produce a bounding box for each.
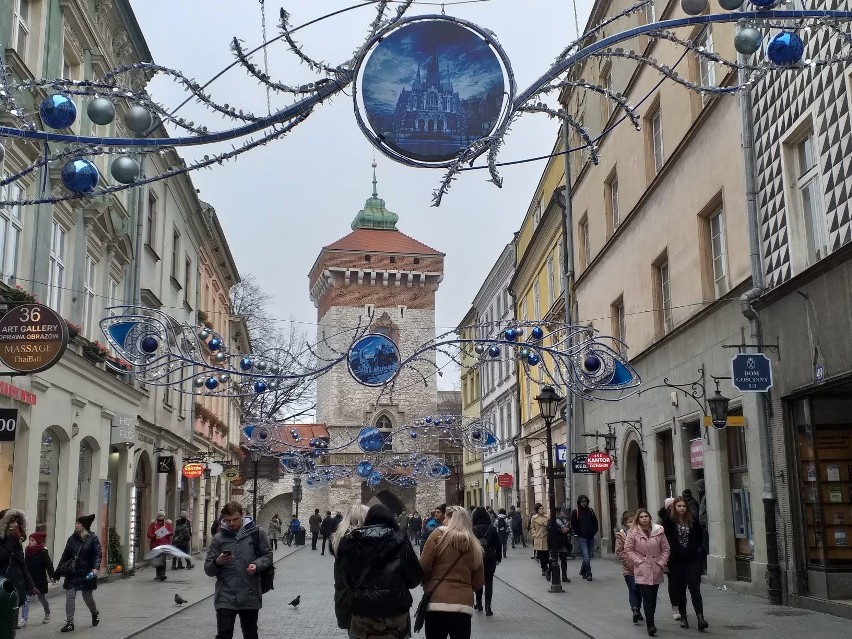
[353,15,514,167]
[347,333,401,386]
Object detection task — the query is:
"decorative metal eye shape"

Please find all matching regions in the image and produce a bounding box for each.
[575,345,639,390]
[139,335,159,354]
[472,429,482,440]
[280,454,303,473]
[583,354,602,373]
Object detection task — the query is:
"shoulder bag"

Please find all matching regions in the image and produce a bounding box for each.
[413,550,464,633]
[56,544,82,579]
[250,530,275,593]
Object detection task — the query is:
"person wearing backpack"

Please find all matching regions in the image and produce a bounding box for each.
[570,494,599,581]
[172,512,194,570]
[204,501,273,639]
[494,508,510,558]
[471,507,501,616]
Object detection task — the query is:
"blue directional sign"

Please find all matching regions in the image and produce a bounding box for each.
[731,353,773,392]
[555,444,567,463]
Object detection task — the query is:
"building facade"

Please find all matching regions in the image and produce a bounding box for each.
[472,242,519,512]
[457,305,482,507]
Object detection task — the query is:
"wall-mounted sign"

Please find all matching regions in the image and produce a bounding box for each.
[353,16,513,167]
[0,380,36,405]
[156,456,174,474]
[690,438,704,470]
[497,473,514,488]
[0,408,18,442]
[110,413,138,445]
[555,444,567,463]
[572,454,594,474]
[586,451,614,473]
[731,353,773,392]
[702,415,746,429]
[182,462,205,479]
[0,304,68,373]
[223,466,240,482]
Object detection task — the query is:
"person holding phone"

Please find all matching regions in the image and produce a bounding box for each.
[205,501,272,639]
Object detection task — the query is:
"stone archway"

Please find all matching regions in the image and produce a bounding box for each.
[360,484,415,515]
[260,492,294,529]
[623,440,647,512]
[367,489,405,515]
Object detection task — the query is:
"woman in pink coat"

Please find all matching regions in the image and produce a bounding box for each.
[625,508,670,637]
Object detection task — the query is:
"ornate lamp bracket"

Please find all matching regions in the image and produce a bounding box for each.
[637,367,707,417]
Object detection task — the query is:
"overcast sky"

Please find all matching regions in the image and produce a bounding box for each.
[128,0,593,389]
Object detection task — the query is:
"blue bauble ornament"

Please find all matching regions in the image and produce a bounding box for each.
[61,159,99,194]
[254,381,267,393]
[472,429,482,440]
[204,377,219,390]
[527,353,541,366]
[207,337,223,351]
[358,426,385,453]
[488,345,501,358]
[410,431,418,439]
[40,94,77,129]
[425,416,432,423]
[139,336,159,353]
[767,31,804,65]
[87,97,116,126]
[240,357,253,371]
[503,328,517,342]
[356,461,373,478]
[531,326,544,340]
[367,471,383,487]
[584,355,602,372]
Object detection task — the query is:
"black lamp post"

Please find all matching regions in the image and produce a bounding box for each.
[536,384,565,594]
[293,476,302,519]
[250,449,262,519]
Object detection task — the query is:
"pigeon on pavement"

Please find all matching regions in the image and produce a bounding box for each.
[288,595,300,608]
[175,594,188,606]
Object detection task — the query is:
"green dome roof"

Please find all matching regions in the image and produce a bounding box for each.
[351,163,399,231]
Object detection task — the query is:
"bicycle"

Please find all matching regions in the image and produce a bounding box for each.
[283,530,295,546]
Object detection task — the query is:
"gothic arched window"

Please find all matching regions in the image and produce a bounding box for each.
[376,415,393,452]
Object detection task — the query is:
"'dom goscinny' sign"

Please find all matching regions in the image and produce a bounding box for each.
[0,304,68,373]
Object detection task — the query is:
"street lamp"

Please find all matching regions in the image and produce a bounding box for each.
[293,476,302,519]
[536,384,565,594]
[707,380,731,429]
[250,448,262,519]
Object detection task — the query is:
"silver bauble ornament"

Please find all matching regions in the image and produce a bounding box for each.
[193,377,205,388]
[270,365,281,375]
[214,352,226,363]
[474,344,486,355]
[125,105,153,134]
[681,0,708,15]
[199,329,210,340]
[110,156,140,184]
[734,27,763,55]
[218,373,230,383]
[718,0,744,9]
[255,361,267,371]
[87,97,116,125]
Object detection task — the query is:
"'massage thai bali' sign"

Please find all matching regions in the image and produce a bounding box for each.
[0,304,68,373]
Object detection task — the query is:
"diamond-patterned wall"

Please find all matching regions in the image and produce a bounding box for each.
[752,9,852,289]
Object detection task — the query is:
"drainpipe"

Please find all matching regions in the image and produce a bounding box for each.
[738,63,782,605]
[560,120,576,512]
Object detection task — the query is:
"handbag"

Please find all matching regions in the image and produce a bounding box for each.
[57,546,82,578]
[413,550,464,633]
[250,530,275,593]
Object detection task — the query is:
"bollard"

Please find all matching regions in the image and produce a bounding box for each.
[0,577,18,639]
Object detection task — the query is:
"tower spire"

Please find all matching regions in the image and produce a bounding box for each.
[351,160,399,231]
[372,160,378,198]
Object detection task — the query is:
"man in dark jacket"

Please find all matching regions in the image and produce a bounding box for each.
[204,501,273,639]
[172,511,194,570]
[570,494,599,581]
[471,507,501,615]
[308,509,323,550]
[320,511,336,556]
[682,489,700,523]
[509,506,525,548]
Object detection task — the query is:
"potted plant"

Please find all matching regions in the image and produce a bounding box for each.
[107,527,127,578]
[82,340,109,363]
[0,285,36,303]
[65,321,83,340]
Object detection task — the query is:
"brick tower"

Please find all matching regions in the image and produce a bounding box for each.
[307,165,447,515]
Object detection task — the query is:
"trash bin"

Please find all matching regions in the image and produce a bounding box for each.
[0,577,18,639]
[294,528,306,546]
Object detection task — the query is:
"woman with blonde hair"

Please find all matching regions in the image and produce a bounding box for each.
[419,506,484,639]
[331,504,369,556]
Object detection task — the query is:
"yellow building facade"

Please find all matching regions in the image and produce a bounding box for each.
[457,306,482,507]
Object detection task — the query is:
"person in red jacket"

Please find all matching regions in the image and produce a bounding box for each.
[146,511,173,582]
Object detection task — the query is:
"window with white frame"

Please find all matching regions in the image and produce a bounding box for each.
[171,227,180,279]
[607,172,620,230]
[13,0,30,62]
[521,298,527,322]
[601,64,614,120]
[656,258,673,334]
[579,215,591,268]
[48,221,67,310]
[0,177,24,284]
[696,28,717,97]
[146,192,157,248]
[555,245,562,295]
[108,278,119,309]
[533,281,540,320]
[651,108,664,173]
[184,255,192,303]
[611,296,626,351]
[83,254,97,337]
[709,208,728,297]
[533,199,543,226]
[547,254,555,307]
[792,129,829,266]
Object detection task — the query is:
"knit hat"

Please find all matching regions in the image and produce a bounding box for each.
[664,497,675,509]
[682,489,693,497]
[77,514,96,531]
[29,531,47,544]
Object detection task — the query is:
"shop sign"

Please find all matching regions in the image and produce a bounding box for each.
[690,438,704,470]
[230,488,244,496]
[223,466,240,482]
[586,451,614,472]
[0,304,68,373]
[0,380,36,405]
[0,408,18,442]
[731,353,773,392]
[553,466,567,479]
[182,463,205,479]
[555,444,567,463]
[571,454,595,474]
[157,456,174,473]
[497,473,514,488]
[110,413,138,445]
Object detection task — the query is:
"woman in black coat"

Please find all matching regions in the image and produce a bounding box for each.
[471,506,502,616]
[57,514,101,632]
[24,531,56,625]
[0,509,37,618]
[662,497,708,631]
[334,504,422,639]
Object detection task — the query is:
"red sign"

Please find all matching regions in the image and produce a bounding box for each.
[586,451,613,472]
[497,473,514,488]
[182,462,205,479]
[690,438,704,470]
[0,380,36,405]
